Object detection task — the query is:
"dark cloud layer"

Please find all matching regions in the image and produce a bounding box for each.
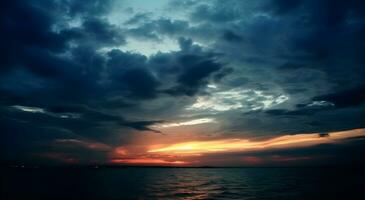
[1,0,365,165]
[313,85,365,108]
[0,0,227,163]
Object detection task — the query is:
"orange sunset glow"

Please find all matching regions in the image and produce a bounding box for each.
[108,128,365,166]
[148,129,365,155]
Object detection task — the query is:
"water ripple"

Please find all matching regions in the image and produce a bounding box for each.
[2,167,364,200]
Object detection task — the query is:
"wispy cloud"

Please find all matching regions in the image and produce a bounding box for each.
[187,89,289,112]
[54,139,111,151]
[12,105,46,113]
[155,118,217,128]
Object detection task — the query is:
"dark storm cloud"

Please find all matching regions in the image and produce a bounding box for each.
[119,120,163,133]
[66,0,113,17]
[105,38,225,98]
[47,104,164,131]
[0,0,66,71]
[263,0,302,15]
[265,0,365,113]
[152,37,225,96]
[265,101,335,116]
[222,30,244,43]
[1,0,365,165]
[126,18,189,41]
[313,85,365,108]
[0,0,230,164]
[190,3,240,23]
[62,17,126,47]
[164,50,223,96]
[265,109,317,116]
[0,0,216,105]
[1,105,162,135]
[170,0,365,135]
[106,50,160,99]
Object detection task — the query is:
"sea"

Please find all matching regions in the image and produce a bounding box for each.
[1,167,363,200]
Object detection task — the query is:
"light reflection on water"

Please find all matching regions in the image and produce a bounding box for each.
[1,167,363,200]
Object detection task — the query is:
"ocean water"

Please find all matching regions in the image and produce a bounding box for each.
[1,167,363,200]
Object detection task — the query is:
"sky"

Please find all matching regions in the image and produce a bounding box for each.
[1,0,365,167]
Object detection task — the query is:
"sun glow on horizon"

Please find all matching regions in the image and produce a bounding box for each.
[148,128,365,155]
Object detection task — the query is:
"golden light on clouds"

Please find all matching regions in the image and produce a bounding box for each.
[105,128,365,166]
[148,128,365,155]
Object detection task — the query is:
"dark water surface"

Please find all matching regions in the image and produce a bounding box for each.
[1,167,364,200]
